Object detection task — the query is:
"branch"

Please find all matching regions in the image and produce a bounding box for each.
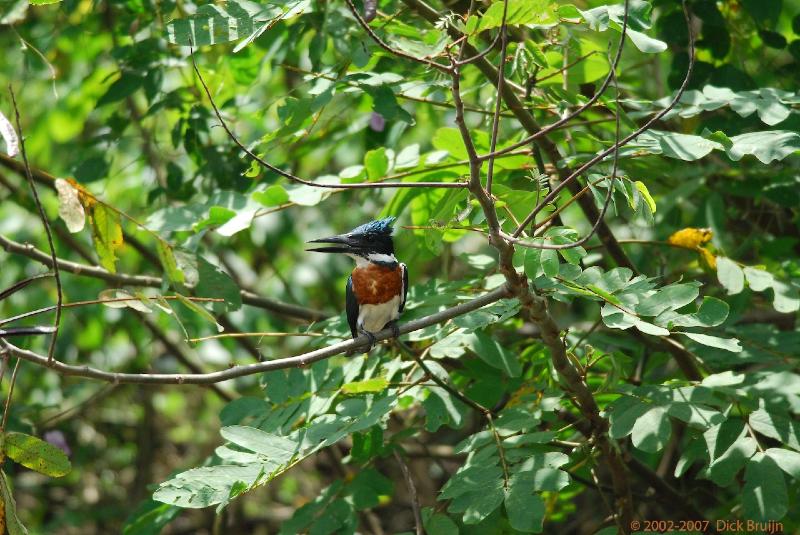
[191,52,464,190]
[393,450,423,535]
[0,234,327,322]
[400,0,636,271]
[1,285,511,385]
[511,1,696,239]
[446,18,635,530]
[343,0,452,73]
[9,85,63,365]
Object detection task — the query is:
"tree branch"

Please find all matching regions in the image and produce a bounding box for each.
[1,285,510,385]
[0,233,327,322]
[9,85,63,364]
[191,52,464,190]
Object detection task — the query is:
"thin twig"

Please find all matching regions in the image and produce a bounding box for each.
[9,85,62,365]
[393,450,424,535]
[511,0,696,238]
[188,331,327,343]
[1,358,22,431]
[343,0,452,73]
[190,50,463,189]
[498,45,623,251]
[0,233,327,321]
[485,0,509,195]
[476,2,630,163]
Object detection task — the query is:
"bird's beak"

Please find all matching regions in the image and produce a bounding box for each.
[306,233,363,254]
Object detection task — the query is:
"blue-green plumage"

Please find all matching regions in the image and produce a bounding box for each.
[308,217,407,344]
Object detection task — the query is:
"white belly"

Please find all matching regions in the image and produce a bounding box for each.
[358,295,401,333]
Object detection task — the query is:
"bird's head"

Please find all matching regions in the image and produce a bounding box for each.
[307,217,396,263]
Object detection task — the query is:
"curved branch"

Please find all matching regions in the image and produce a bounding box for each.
[9,85,63,365]
[191,53,464,190]
[511,1,696,238]
[0,234,327,322]
[343,0,452,73]
[1,284,511,385]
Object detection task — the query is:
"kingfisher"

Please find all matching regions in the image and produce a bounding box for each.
[307,217,407,349]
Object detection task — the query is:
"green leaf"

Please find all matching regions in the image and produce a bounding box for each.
[364,147,389,181]
[165,2,262,46]
[448,477,505,524]
[156,240,185,286]
[432,127,470,160]
[153,465,263,508]
[693,297,730,327]
[749,407,800,451]
[197,257,242,313]
[726,131,800,164]
[175,293,223,332]
[633,318,669,336]
[743,453,788,521]
[347,468,393,510]
[637,130,723,161]
[540,248,559,278]
[0,470,28,535]
[524,246,544,278]
[219,426,298,464]
[341,377,389,394]
[252,185,290,207]
[504,474,546,533]
[96,72,144,107]
[631,406,671,452]
[90,204,123,273]
[764,448,800,479]
[478,0,558,31]
[545,227,586,265]
[678,332,742,352]
[716,257,744,295]
[471,331,521,377]
[122,499,181,535]
[635,283,699,317]
[423,387,468,432]
[422,510,459,535]
[3,431,71,477]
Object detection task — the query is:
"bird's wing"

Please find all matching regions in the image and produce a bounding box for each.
[399,263,408,313]
[345,274,359,339]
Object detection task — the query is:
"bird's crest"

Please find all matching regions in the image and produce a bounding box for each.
[350,216,396,237]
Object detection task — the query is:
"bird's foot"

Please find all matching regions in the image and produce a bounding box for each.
[386,320,401,339]
[356,329,377,354]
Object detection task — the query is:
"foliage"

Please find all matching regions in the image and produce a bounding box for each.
[0,0,799,533]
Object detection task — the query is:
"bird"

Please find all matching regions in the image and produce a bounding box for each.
[307,217,407,350]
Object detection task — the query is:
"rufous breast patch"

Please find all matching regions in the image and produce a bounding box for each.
[351,264,402,305]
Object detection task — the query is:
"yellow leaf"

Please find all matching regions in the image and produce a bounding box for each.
[667,227,713,250]
[699,248,717,270]
[89,204,123,272]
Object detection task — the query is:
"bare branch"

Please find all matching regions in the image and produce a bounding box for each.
[511,0,696,238]
[1,285,511,385]
[393,450,423,535]
[0,234,327,321]
[191,51,465,190]
[343,0,452,73]
[484,0,509,195]
[9,85,63,365]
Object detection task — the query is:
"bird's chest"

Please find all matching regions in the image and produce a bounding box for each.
[351,263,402,305]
